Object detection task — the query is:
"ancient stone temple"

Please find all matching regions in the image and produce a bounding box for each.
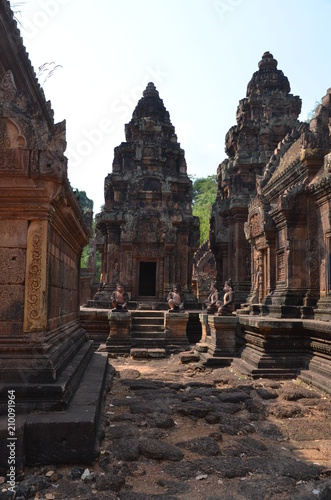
[233,87,331,392]
[0,0,108,468]
[210,52,302,306]
[94,82,200,306]
[244,91,331,317]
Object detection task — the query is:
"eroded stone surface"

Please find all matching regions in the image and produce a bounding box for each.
[4,356,331,499]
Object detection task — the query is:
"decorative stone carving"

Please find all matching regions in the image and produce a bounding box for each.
[23,221,48,332]
[217,279,235,316]
[94,83,199,305]
[210,52,301,306]
[192,241,216,304]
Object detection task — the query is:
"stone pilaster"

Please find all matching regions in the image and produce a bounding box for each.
[23,220,48,333]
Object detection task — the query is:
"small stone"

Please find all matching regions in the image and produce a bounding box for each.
[179,352,200,364]
[205,412,220,424]
[139,438,184,461]
[177,436,219,456]
[45,471,54,477]
[118,369,141,379]
[49,472,63,483]
[81,468,91,481]
[196,474,208,480]
[256,388,278,400]
[70,467,83,480]
[153,414,175,429]
[194,343,209,353]
[110,437,140,461]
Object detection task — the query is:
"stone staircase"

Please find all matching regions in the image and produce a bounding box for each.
[130,311,166,358]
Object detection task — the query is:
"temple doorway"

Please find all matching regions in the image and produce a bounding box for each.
[138,261,157,297]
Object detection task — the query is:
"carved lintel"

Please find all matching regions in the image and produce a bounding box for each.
[24,220,48,332]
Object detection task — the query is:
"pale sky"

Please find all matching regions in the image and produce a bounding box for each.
[11,0,331,213]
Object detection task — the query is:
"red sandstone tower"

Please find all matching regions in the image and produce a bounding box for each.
[210,52,302,306]
[94,83,200,306]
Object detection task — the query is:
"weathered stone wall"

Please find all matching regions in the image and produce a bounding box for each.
[49,225,79,328]
[0,220,27,336]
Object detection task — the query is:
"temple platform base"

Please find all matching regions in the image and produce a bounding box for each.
[0,351,111,471]
[233,316,305,379]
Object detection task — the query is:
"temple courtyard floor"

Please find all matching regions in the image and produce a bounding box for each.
[2,352,331,499]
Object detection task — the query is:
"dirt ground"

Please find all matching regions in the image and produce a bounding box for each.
[2,353,331,500]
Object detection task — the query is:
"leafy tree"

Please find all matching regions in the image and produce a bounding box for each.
[192,175,217,245]
[75,189,94,213]
[73,189,98,274]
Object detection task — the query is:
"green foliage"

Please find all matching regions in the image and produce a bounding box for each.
[81,244,90,269]
[75,189,94,213]
[73,189,97,271]
[192,175,217,245]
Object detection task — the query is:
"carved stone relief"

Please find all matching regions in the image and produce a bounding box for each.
[24,220,48,332]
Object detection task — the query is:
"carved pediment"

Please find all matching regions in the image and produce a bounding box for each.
[248,209,264,239]
[246,195,275,241]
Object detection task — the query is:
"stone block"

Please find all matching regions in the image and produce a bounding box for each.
[196,314,239,367]
[165,312,189,348]
[147,348,166,358]
[80,308,110,345]
[106,311,132,354]
[130,348,148,358]
[0,220,28,248]
[179,352,200,363]
[233,316,305,379]
[207,315,239,354]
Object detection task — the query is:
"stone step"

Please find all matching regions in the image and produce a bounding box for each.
[131,324,165,333]
[131,330,166,338]
[133,311,165,318]
[132,318,164,326]
[130,348,166,359]
[131,337,166,348]
[0,351,112,470]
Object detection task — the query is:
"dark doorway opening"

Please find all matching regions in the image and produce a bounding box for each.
[139,262,157,296]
